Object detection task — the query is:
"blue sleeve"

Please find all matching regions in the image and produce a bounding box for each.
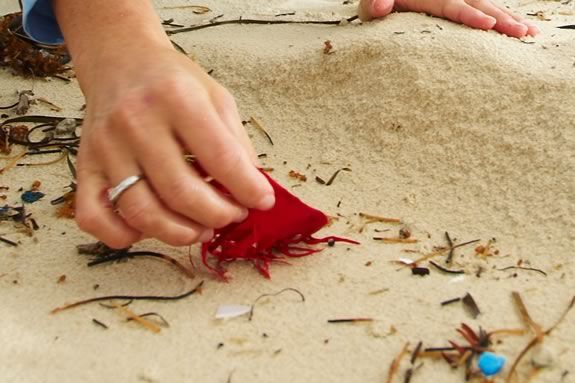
[22,0,64,45]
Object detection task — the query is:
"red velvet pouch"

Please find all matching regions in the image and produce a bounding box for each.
[201,171,358,279]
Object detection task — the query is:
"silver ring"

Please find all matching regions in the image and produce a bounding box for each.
[107,175,144,204]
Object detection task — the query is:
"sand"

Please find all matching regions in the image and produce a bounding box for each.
[1,0,574,382]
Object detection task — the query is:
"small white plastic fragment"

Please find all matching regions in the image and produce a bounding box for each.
[448,275,466,284]
[215,304,251,320]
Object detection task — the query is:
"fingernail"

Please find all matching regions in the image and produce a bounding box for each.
[234,208,249,223]
[199,229,214,243]
[257,193,275,210]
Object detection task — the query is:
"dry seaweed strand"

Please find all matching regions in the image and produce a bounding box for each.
[92,318,108,329]
[50,280,204,314]
[248,287,305,320]
[111,302,161,333]
[127,312,170,328]
[167,15,359,35]
[87,250,195,279]
[497,266,547,277]
[322,167,351,186]
[161,5,211,13]
[246,116,273,145]
[327,318,373,323]
[374,237,418,244]
[359,212,401,224]
[387,342,410,383]
[506,294,575,383]
[429,260,465,274]
[412,238,479,266]
[0,236,18,247]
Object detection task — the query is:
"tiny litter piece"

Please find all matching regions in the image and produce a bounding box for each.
[462,292,481,319]
[21,190,45,203]
[478,352,506,377]
[215,304,252,320]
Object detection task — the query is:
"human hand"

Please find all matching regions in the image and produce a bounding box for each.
[359,0,539,38]
[74,43,275,249]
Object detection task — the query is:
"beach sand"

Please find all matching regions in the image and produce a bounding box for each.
[1,0,574,382]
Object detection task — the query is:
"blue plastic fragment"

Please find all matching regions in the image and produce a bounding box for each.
[21,191,45,203]
[478,352,506,377]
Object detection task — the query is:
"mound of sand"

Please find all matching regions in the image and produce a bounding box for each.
[1,1,573,382]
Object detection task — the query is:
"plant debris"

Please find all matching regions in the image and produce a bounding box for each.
[323,40,334,54]
[248,287,305,320]
[0,12,71,78]
[327,318,374,323]
[387,342,410,383]
[166,15,359,36]
[112,302,161,333]
[462,293,481,319]
[288,170,307,182]
[497,266,547,277]
[51,280,204,314]
[244,116,273,145]
[429,260,465,274]
[92,318,108,329]
[374,237,418,244]
[506,293,575,382]
[316,167,351,186]
[411,267,430,276]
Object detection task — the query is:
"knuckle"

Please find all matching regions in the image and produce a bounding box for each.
[205,208,234,229]
[212,87,236,109]
[75,205,100,233]
[121,199,155,230]
[211,144,243,178]
[163,177,233,228]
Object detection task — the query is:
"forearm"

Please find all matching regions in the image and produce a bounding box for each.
[52,0,172,88]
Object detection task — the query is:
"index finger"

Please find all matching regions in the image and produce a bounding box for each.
[168,89,275,210]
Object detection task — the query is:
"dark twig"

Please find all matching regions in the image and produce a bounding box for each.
[249,287,305,320]
[429,260,465,274]
[441,297,462,306]
[167,15,359,35]
[497,266,547,277]
[327,318,373,323]
[0,236,18,247]
[92,318,108,329]
[326,167,351,186]
[51,281,204,314]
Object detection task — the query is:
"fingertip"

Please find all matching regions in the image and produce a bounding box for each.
[526,24,540,36]
[234,208,249,223]
[199,229,214,243]
[358,0,393,21]
[256,192,276,211]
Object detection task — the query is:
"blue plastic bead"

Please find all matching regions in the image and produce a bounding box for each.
[21,191,45,204]
[478,352,506,377]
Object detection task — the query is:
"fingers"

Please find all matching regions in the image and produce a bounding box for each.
[442,0,496,30]
[210,87,259,165]
[492,2,540,36]
[466,0,529,37]
[168,85,275,210]
[88,113,216,246]
[75,152,142,249]
[115,111,249,228]
[101,140,212,247]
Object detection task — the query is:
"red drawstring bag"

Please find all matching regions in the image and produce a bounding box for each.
[201,171,358,279]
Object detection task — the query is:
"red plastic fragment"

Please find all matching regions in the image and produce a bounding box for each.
[201,171,358,279]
